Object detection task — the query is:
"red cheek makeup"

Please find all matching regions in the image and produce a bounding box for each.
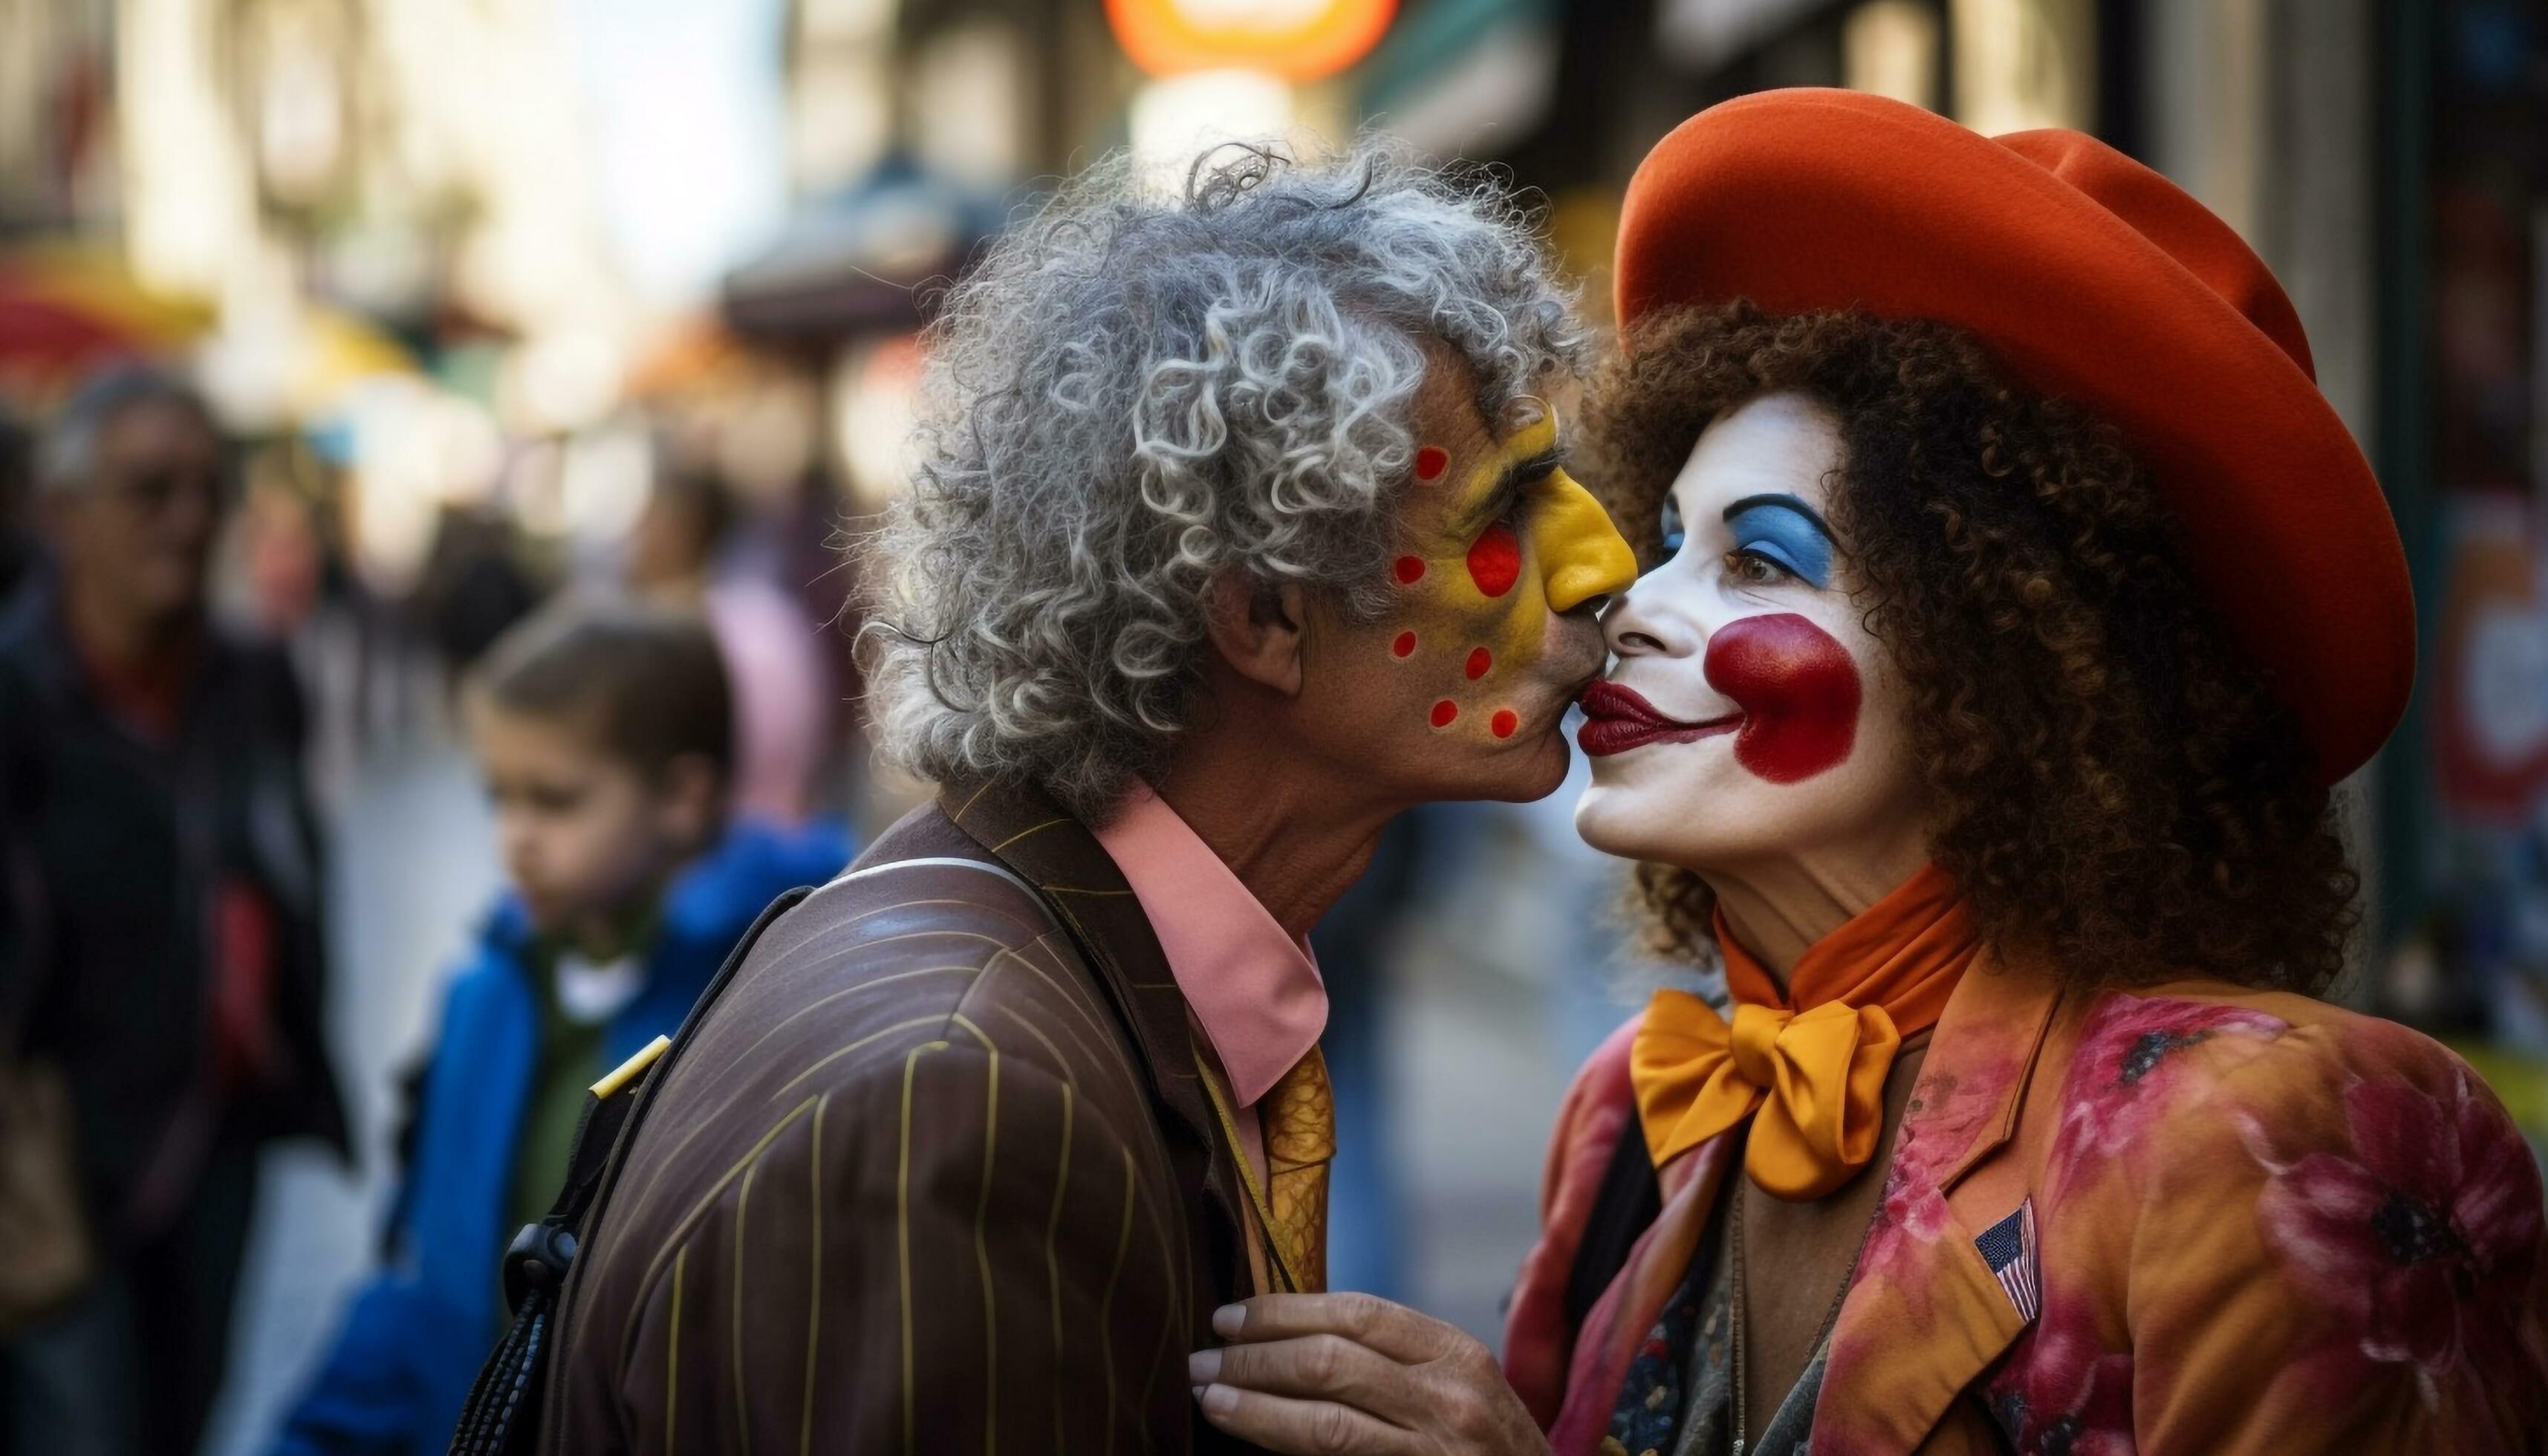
[1466,524,1521,598]
[1703,612,1861,782]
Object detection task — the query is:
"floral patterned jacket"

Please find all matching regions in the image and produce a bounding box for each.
[1504,955,2548,1455]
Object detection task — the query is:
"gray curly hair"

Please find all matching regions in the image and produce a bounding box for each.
[860,138,1588,820]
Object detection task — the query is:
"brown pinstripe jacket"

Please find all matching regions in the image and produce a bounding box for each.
[540,782,1265,1455]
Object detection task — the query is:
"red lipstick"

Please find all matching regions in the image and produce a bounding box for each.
[1576,680,1740,757]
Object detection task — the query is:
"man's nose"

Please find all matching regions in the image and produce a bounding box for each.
[1535,468,1638,612]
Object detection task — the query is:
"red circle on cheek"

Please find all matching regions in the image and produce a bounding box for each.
[1414,445,1449,481]
[1700,613,1861,784]
[1393,556,1426,585]
[1465,647,1492,679]
[1466,525,1521,598]
[1429,700,1459,729]
[1392,631,1417,658]
[1489,709,1519,738]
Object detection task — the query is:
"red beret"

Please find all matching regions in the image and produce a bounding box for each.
[1615,88,2412,784]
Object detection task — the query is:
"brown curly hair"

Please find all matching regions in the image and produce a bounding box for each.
[1587,302,2358,994]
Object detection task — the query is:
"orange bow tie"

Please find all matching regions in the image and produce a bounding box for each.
[1634,994,1905,1200]
[1629,865,1979,1201]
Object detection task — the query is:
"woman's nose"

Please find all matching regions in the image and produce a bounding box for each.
[1602,571,1700,659]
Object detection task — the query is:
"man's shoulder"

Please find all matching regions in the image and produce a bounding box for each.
[555,819,1182,1370]
[625,817,1157,1163]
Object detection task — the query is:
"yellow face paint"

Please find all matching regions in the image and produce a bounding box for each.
[1536,466,1638,611]
[1385,415,1637,739]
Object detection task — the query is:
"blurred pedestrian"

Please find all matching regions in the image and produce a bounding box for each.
[0,363,347,1456]
[408,504,539,680]
[272,597,848,1456]
[0,404,35,599]
[625,465,836,824]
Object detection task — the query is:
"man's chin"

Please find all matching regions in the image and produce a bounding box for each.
[1472,715,1573,802]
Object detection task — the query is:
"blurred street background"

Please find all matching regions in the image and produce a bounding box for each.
[0,1,2544,1452]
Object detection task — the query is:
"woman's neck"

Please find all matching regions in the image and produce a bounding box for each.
[1703,828,1934,989]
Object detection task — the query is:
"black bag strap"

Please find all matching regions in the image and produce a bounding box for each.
[447,883,813,1456]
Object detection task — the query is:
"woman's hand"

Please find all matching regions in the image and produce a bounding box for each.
[1189,1293,1553,1455]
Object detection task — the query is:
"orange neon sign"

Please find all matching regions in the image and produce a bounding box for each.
[1105,0,1397,82]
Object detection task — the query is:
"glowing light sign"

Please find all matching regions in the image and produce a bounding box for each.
[1105,0,1396,81]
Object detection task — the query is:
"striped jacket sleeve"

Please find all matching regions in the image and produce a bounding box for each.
[610,1036,1198,1455]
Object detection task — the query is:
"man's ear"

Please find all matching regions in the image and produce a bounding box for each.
[1204,568,1307,697]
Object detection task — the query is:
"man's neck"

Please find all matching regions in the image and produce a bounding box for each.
[1702,827,1933,989]
[63,577,197,672]
[1150,738,1397,943]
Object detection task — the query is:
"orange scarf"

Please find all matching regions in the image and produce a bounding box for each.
[1631,863,1978,1201]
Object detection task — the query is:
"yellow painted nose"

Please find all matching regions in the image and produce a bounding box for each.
[1535,468,1638,612]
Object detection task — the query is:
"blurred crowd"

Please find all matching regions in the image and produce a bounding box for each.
[0,354,871,1453]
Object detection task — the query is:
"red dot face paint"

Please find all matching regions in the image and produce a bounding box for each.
[1429,700,1459,729]
[1391,631,1417,658]
[1414,445,1449,481]
[1489,708,1519,739]
[1464,646,1492,680]
[1466,524,1521,598]
[1393,556,1426,585]
[1700,613,1861,784]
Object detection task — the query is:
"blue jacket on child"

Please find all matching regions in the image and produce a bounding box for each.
[272,818,851,1456]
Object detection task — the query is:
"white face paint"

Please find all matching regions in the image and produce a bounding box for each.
[1573,391,1928,875]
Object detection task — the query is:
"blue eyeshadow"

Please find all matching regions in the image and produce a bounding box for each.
[1722,494,1836,588]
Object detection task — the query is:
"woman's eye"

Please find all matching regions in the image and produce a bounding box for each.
[1657,497,1686,554]
[1726,550,1789,585]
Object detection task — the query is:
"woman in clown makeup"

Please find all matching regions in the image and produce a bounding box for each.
[1190,91,2548,1456]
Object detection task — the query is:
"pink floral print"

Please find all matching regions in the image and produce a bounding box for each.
[2046,994,2287,1192]
[2246,1066,2546,1409]
[1985,1306,2134,1456]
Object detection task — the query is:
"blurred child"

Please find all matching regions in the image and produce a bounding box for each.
[271,597,849,1455]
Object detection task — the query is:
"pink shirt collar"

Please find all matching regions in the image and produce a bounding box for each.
[1092,782,1327,1108]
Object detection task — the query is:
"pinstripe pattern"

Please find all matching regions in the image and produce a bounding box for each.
[800,1093,826,1456]
[542,786,1263,1455]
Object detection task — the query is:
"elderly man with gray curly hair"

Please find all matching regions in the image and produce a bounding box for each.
[522,140,1634,1456]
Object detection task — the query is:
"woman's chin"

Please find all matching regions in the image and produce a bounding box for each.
[1575,779,1764,871]
[1573,782,1672,862]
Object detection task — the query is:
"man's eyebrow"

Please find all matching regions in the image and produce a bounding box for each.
[1721,492,1836,541]
[1450,444,1565,536]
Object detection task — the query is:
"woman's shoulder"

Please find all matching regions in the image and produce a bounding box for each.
[1564,1012,1645,1110]
[2058,975,2494,1116]
[2037,976,2538,1233]
[2012,980,2548,1445]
